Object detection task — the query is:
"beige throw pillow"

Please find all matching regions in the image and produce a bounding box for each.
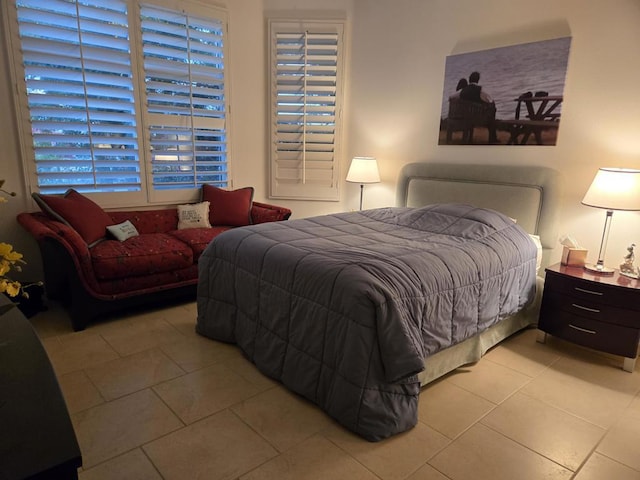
[177,201,212,229]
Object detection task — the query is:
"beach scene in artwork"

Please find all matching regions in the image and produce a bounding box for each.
[438,36,571,146]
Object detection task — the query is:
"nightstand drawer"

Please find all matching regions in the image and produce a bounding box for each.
[545,271,640,312]
[539,309,640,357]
[541,290,640,328]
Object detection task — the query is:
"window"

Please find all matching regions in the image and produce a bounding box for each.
[5,0,229,205]
[268,19,345,201]
[141,5,228,197]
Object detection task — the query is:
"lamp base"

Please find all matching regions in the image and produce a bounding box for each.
[583,263,615,275]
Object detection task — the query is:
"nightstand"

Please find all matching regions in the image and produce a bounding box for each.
[537,263,640,372]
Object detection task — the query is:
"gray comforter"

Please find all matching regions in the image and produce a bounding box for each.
[196,203,537,440]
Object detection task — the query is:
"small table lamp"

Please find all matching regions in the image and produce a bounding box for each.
[346,156,380,210]
[581,167,640,274]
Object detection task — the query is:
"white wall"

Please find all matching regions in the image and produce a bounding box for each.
[0,3,36,274]
[231,0,355,218]
[2,0,640,281]
[346,0,640,268]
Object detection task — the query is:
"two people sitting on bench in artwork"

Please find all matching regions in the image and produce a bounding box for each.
[450,71,499,143]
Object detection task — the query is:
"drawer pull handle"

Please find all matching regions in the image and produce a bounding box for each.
[574,287,603,296]
[568,324,597,335]
[571,303,601,314]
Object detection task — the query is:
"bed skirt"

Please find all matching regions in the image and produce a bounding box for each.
[419,276,543,386]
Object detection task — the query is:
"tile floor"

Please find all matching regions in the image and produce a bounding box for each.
[30,300,640,480]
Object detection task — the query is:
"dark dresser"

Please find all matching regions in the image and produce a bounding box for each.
[0,295,82,479]
[537,263,640,372]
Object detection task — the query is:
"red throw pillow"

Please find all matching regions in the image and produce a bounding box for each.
[201,185,254,227]
[32,189,113,246]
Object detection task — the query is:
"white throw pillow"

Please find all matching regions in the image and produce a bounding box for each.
[529,234,543,273]
[178,201,212,229]
[107,220,139,241]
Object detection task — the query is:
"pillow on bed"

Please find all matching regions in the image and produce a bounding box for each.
[201,185,254,227]
[32,189,113,246]
[177,201,212,229]
[530,234,543,273]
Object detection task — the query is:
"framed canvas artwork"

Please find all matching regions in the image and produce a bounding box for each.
[438,36,571,146]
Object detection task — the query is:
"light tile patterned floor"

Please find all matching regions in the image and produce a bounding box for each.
[30,301,640,480]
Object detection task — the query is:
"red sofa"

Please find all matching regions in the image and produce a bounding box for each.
[17,195,291,331]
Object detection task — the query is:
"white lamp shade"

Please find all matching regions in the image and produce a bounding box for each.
[582,167,640,211]
[346,157,380,184]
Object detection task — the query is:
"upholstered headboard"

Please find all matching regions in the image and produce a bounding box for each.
[396,162,562,267]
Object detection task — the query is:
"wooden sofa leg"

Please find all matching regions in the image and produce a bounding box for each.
[70,317,87,332]
[69,305,88,332]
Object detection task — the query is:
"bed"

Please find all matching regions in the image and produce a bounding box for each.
[196,162,561,441]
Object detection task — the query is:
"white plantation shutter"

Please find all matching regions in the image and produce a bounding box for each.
[269,21,345,200]
[7,0,229,203]
[140,5,228,192]
[14,0,140,194]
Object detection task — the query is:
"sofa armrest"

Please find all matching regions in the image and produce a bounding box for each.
[251,201,292,224]
[17,212,100,294]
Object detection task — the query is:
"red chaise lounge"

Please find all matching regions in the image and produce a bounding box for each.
[17,185,291,331]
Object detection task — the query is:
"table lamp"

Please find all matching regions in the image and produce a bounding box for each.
[581,167,640,274]
[346,156,380,210]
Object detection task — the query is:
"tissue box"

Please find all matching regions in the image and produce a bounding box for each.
[561,247,588,267]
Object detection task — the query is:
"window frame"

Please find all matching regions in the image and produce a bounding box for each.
[3,0,231,208]
[267,16,346,202]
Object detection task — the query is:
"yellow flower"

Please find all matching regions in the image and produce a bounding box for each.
[1,188,31,299]
[0,243,26,298]
[0,278,22,297]
[0,242,23,262]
